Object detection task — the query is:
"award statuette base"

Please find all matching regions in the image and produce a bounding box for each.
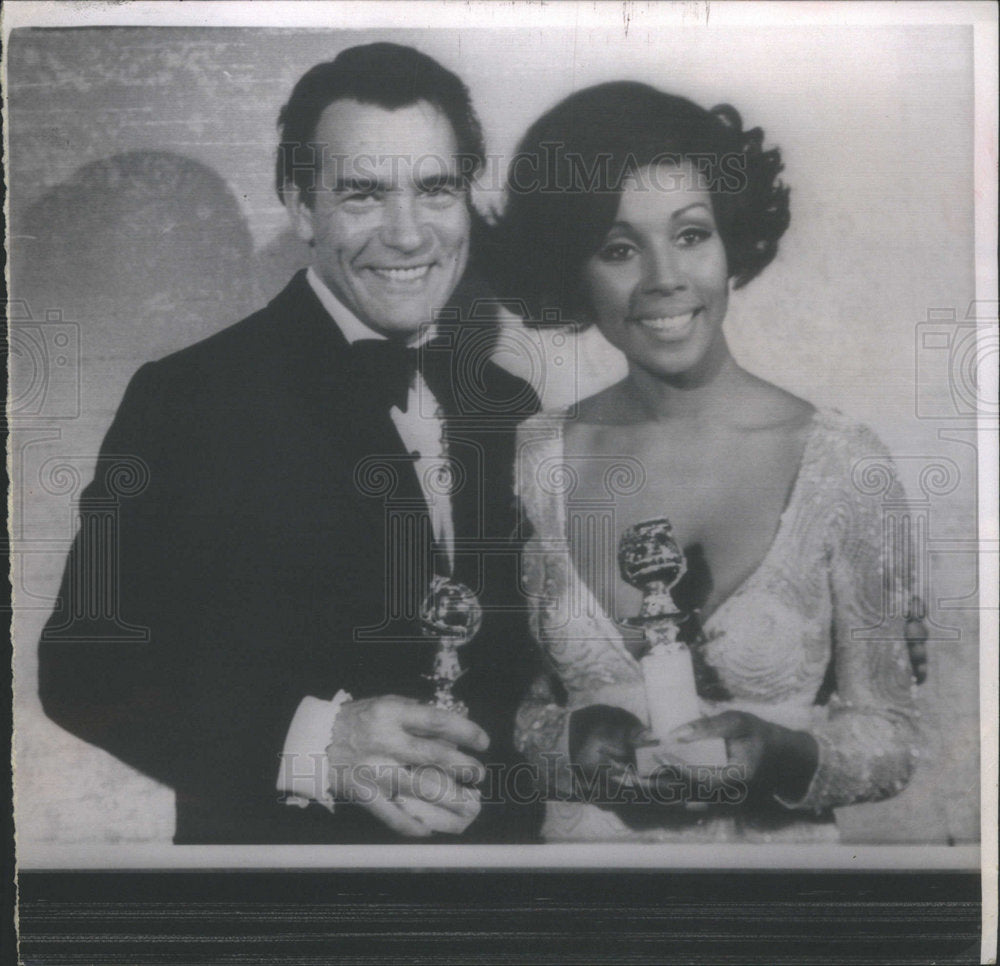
[617,517,727,800]
[635,645,728,778]
[634,742,729,779]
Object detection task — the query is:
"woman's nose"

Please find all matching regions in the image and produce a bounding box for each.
[381,194,425,252]
[642,245,686,294]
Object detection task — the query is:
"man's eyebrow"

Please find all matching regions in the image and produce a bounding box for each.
[330,176,383,193]
[329,173,466,194]
[414,171,466,190]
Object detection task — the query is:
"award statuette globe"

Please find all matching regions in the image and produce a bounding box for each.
[618,517,688,632]
[618,518,728,773]
[420,575,483,717]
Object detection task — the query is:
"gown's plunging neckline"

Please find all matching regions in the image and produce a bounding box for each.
[558,410,822,655]
[516,408,920,839]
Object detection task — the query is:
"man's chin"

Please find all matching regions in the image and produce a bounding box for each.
[361,299,454,337]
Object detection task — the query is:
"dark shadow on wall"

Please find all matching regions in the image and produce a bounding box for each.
[257,228,311,305]
[8,147,514,489]
[9,148,509,425]
[12,151,264,367]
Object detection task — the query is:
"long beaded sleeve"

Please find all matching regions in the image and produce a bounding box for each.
[515,672,574,798]
[787,424,921,812]
[513,416,646,798]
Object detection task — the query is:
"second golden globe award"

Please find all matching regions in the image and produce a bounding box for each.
[618,518,728,775]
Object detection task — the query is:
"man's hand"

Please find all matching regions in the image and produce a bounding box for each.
[326,695,488,837]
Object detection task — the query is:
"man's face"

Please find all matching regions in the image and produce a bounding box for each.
[288,98,471,341]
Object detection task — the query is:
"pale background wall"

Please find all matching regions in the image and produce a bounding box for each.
[8,25,983,853]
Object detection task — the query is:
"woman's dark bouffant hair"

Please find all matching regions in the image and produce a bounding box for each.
[481,81,790,324]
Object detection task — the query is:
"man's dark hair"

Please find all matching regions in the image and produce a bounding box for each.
[275,43,485,205]
[484,81,791,323]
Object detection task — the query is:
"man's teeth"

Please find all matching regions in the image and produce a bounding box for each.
[372,265,431,281]
[635,311,697,332]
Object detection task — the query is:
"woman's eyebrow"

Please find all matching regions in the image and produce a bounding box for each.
[670,202,713,220]
[606,202,713,233]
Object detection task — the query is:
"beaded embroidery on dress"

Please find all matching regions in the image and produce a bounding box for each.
[514,409,920,842]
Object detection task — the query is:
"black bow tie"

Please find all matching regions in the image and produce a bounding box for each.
[347,337,454,415]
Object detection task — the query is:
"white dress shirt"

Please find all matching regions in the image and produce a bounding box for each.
[306,266,455,563]
[276,268,456,811]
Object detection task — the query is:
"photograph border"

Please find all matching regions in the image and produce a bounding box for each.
[5,1,996,962]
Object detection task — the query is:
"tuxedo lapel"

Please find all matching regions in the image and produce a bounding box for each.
[263,274,434,685]
[258,274,529,694]
[272,272,426,502]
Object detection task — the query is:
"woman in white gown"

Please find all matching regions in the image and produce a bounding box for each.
[486,82,923,842]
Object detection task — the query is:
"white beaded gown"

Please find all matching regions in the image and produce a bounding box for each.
[513,409,920,842]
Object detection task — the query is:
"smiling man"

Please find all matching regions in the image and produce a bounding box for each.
[285,97,471,339]
[39,44,542,844]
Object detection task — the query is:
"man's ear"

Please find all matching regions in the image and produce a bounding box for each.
[283,183,316,246]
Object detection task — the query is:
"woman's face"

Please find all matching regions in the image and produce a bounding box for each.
[581,162,730,379]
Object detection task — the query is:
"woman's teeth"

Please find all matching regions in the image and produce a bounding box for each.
[372,265,431,281]
[634,311,697,333]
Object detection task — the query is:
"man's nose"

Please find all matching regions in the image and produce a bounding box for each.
[380,194,426,252]
[642,244,686,295]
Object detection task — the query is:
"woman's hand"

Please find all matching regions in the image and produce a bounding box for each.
[567,706,819,816]
[665,711,819,803]
[568,704,647,805]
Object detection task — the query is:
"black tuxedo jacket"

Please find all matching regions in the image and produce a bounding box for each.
[39,271,543,843]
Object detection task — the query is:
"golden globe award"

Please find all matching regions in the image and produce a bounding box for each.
[618,518,728,774]
[420,575,483,717]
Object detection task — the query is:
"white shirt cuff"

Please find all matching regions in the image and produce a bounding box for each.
[275,691,352,812]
